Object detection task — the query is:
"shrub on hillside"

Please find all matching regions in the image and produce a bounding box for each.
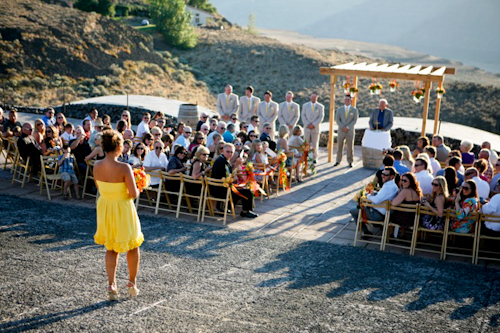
[148,0,197,49]
[74,0,115,17]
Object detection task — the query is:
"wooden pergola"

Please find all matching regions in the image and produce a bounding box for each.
[320,62,455,163]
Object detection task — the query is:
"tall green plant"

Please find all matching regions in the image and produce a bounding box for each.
[74,0,115,16]
[148,0,197,49]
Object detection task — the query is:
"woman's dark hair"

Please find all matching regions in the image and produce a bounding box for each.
[162,133,174,144]
[116,119,127,133]
[444,166,457,192]
[383,155,395,167]
[474,159,487,174]
[401,172,422,198]
[417,136,430,148]
[247,130,258,140]
[142,133,153,144]
[461,179,478,200]
[237,131,247,143]
[101,130,123,153]
[174,145,188,162]
[132,143,146,159]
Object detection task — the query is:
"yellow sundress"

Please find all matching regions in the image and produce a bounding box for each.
[94,181,144,253]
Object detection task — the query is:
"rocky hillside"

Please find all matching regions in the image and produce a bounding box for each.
[0,0,215,108]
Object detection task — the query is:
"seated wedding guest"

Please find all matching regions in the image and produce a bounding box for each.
[102,114,111,126]
[60,123,75,145]
[443,166,458,198]
[33,119,45,145]
[237,131,247,145]
[156,117,166,132]
[432,134,451,163]
[209,133,222,154]
[186,146,212,195]
[18,123,43,176]
[42,108,56,127]
[200,123,210,137]
[211,143,258,218]
[490,161,500,195]
[128,143,146,168]
[349,166,399,233]
[167,146,188,175]
[174,122,185,139]
[474,159,489,182]
[259,122,277,151]
[118,139,132,164]
[412,136,430,158]
[153,111,164,121]
[196,112,209,131]
[208,118,218,134]
[82,108,98,133]
[148,119,157,131]
[85,132,105,161]
[12,126,22,139]
[120,110,132,129]
[244,130,258,147]
[116,119,127,136]
[82,119,92,141]
[2,109,22,138]
[229,138,244,166]
[143,140,169,187]
[189,132,205,152]
[482,193,500,235]
[150,126,163,143]
[393,149,410,175]
[70,126,92,174]
[161,133,174,158]
[391,172,423,236]
[173,125,192,150]
[421,176,449,230]
[414,157,434,195]
[478,149,494,182]
[213,140,226,161]
[464,167,490,201]
[57,145,80,200]
[436,156,464,186]
[206,121,226,147]
[277,125,302,182]
[374,155,395,188]
[41,125,62,156]
[424,145,441,176]
[451,180,480,234]
[0,107,4,126]
[288,125,304,147]
[136,112,151,140]
[247,115,259,134]
[239,122,248,134]
[89,118,104,149]
[123,129,134,141]
[55,112,67,136]
[223,123,237,143]
[482,141,498,165]
[397,145,414,171]
[460,140,475,165]
[142,133,154,153]
[227,113,239,131]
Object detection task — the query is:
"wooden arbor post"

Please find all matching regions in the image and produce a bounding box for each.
[421,81,432,137]
[433,82,443,135]
[327,75,337,162]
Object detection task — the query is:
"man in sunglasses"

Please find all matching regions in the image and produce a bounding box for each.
[42,108,56,127]
[173,125,192,151]
[414,157,434,195]
[17,123,43,176]
[206,121,226,148]
[464,167,490,200]
[247,116,259,134]
[196,112,209,131]
[350,166,398,231]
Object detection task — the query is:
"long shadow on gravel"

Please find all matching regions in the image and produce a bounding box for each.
[255,240,500,325]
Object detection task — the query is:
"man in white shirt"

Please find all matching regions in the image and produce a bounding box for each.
[173,126,192,150]
[482,194,500,233]
[424,146,441,176]
[206,122,226,147]
[216,85,239,122]
[278,91,300,131]
[136,112,151,141]
[414,157,434,195]
[239,86,260,123]
[350,167,399,230]
[82,108,98,133]
[464,167,490,200]
[247,116,259,134]
[143,141,169,186]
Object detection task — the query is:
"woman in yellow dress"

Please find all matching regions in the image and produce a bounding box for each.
[93,130,143,300]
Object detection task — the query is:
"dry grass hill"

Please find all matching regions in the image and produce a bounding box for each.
[0,0,499,134]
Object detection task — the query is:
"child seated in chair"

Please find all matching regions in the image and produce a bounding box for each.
[57,145,81,200]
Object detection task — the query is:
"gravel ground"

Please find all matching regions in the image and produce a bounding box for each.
[1,194,500,332]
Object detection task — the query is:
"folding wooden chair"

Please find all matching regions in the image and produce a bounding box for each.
[353,198,390,250]
[39,155,63,200]
[11,145,31,188]
[177,174,205,221]
[383,203,420,253]
[157,172,184,215]
[201,176,236,225]
[411,207,450,259]
[82,160,96,199]
[135,170,163,214]
[285,151,295,186]
[474,214,500,265]
[289,145,315,178]
[443,211,480,264]
[253,162,269,202]
[3,137,17,172]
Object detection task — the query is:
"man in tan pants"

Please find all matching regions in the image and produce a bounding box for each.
[301,92,324,163]
[278,91,300,131]
[216,85,239,122]
[257,91,278,138]
[334,95,358,168]
[239,86,260,123]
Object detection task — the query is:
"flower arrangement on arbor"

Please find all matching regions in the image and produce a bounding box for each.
[436,87,446,99]
[343,82,351,94]
[349,86,358,98]
[369,83,383,95]
[389,80,399,92]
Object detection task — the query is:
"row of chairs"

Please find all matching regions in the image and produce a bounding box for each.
[354,198,500,264]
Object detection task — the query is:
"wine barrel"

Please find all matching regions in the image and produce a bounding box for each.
[177,104,199,128]
[362,147,384,170]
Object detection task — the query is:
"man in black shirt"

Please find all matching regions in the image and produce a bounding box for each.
[2,109,22,138]
[211,143,258,218]
[17,123,42,176]
[69,126,92,174]
[196,112,208,131]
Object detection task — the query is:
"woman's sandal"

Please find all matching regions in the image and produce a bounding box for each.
[127,282,139,297]
[108,284,119,301]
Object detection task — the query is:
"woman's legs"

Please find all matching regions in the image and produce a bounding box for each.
[127,247,140,285]
[105,250,119,286]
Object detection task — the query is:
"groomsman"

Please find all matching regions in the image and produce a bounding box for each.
[301,92,324,162]
[216,85,239,122]
[278,91,300,131]
[334,95,358,167]
[257,91,278,138]
[239,86,260,123]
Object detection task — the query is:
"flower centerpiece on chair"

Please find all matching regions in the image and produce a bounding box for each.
[276,151,289,190]
[349,86,358,98]
[352,182,375,208]
[134,167,150,192]
[436,87,446,99]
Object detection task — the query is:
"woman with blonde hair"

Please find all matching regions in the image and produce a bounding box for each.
[421,175,449,230]
[288,125,304,147]
[41,125,63,156]
[213,140,226,160]
[121,110,132,129]
[277,125,302,182]
[33,119,45,145]
[55,112,67,136]
[397,145,415,171]
[85,132,105,161]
